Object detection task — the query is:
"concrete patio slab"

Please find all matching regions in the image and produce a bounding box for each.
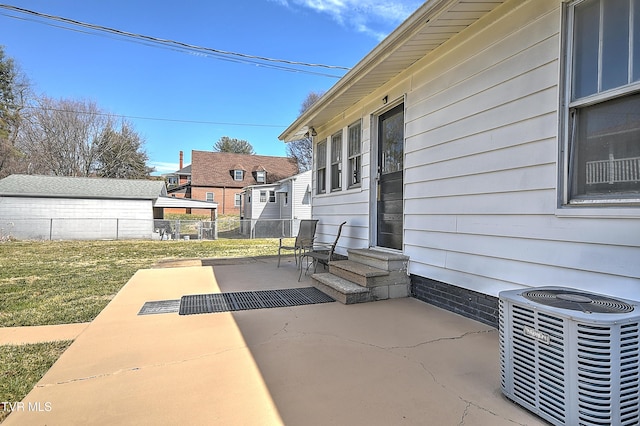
[0,323,90,345]
[3,256,546,425]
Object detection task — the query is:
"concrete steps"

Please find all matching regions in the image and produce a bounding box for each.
[311,249,410,305]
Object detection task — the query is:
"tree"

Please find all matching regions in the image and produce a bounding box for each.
[286,91,324,172]
[299,90,324,115]
[18,97,106,176]
[0,46,31,178]
[18,96,152,178]
[213,136,255,154]
[95,120,153,178]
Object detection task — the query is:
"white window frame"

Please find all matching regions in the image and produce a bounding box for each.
[269,190,276,203]
[234,170,243,181]
[256,170,266,183]
[234,193,241,207]
[259,190,267,202]
[206,192,214,202]
[316,139,327,194]
[330,131,343,192]
[347,121,362,188]
[561,0,640,208]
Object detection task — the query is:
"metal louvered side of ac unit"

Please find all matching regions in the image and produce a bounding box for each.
[499,287,640,426]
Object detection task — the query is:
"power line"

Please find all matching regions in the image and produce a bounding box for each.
[20,105,288,128]
[0,4,350,78]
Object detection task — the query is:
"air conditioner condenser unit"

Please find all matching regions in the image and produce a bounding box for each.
[499,286,639,426]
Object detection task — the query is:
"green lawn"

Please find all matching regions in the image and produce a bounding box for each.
[0,341,73,423]
[0,239,282,327]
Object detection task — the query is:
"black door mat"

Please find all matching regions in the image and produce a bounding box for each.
[179,287,334,315]
[138,300,181,315]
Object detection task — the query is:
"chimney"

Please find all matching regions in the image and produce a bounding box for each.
[179,151,183,170]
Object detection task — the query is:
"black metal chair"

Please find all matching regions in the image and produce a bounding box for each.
[299,221,347,281]
[277,219,318,267]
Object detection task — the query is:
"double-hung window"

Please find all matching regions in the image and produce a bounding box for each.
[331,131,342,191]
[316,140,327,194]
[259,190,267,202]
[564,0,640,205]
[348,121,361,188]
[206,192,214,202]
[269,190,276,203]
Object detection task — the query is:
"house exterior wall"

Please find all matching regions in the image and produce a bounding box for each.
[0,197,154,240]
[244,186,279,220]
[310,0,640,303]
[191,186,239,216]
[278,170,312,223]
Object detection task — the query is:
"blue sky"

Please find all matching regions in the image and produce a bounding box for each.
[1,1,422,174]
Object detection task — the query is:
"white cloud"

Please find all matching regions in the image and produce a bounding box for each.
[271,0,423,40]
[149,161,179,175]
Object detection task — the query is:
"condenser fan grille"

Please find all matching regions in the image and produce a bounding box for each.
[523,289,635,314]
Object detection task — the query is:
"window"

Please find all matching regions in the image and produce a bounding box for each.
[348,121,362,188]
[564,0,640,205]
[259,191,267,202]
[331,131,342,191]
[316,140,327,194]
[269,190,276,203]
[256,170,266,183]
[234,170,243,181]
[206,192,214,202]
[167,176,178,185]
[234,193,241,207]
[283,192,288,205]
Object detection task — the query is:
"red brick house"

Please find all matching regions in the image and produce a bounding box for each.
[170,150,298,216]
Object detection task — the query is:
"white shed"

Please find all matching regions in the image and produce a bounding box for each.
[0,174,167,240]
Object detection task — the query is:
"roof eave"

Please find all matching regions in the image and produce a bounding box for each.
[278,0,471,142]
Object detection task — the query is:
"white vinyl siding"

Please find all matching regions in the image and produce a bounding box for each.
[308,0,640,301]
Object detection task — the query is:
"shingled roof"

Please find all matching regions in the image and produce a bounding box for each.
[0,175,167,200]
[190,151,298,188]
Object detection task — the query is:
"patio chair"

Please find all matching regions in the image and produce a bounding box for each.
[299,221,347,281]
[277,219,319,267]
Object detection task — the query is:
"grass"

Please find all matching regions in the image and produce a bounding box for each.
[0,239,282,327]
[0,341,73,423]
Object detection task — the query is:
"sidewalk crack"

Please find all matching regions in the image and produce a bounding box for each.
[35,346,248,388]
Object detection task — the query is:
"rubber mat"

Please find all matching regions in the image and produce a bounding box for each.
[179,287,334,315]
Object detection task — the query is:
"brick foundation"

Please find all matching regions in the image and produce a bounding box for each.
[410,275,498,328]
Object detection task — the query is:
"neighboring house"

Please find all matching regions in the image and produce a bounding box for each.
[279,0,640,326]
[188,150,299,215]
[164,151,192,188]
[164,152,193,215]
[240,170,312,237]
[0,174,167,240]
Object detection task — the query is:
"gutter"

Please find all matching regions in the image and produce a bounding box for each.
[278,0,454,142]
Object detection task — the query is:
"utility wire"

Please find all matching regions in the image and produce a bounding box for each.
[19,105,288,128]
[1,11,342,78]
[0,4,351,77]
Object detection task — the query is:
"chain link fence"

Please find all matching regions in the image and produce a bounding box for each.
[0,218,302,241]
